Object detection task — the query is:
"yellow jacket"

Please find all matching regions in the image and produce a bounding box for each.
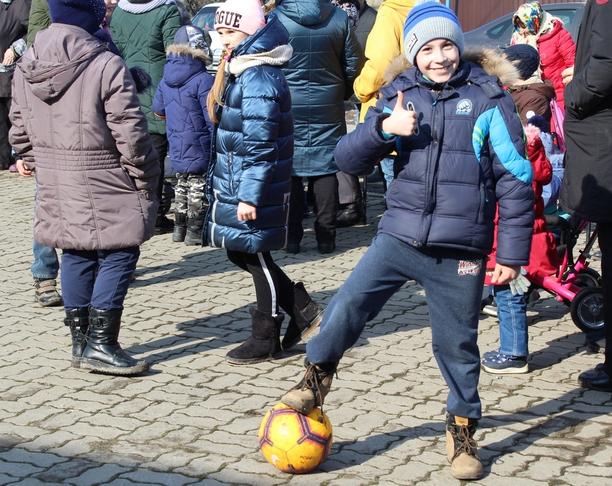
[354,0,415,122]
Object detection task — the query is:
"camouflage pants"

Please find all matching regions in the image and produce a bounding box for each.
[174,173,207,218]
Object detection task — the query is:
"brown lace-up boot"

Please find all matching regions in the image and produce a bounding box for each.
[445,413,484,480]
[281,360,336,415]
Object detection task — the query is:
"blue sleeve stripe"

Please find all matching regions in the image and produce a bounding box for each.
[472,107,532,184]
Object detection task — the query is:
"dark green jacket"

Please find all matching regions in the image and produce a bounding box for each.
[26,0,50,46]
[110,2,182,135]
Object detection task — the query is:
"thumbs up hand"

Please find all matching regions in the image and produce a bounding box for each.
[381,91,418,137]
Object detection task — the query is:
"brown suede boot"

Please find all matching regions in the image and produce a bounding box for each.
[281,360,336,415]
[445,413,484,480]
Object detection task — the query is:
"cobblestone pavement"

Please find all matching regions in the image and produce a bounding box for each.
[0,172,610,486]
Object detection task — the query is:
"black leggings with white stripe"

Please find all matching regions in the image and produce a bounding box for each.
[226,250,295,317]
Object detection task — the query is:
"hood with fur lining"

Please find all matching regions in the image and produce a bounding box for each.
[382,48,521,88]
[166,44,210,64]
[162,44,211,87]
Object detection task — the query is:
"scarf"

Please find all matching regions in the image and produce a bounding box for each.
[117,0,175,14]
[227,44,293,76]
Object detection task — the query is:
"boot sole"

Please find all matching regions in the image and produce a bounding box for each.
[226,352,284,365]
[482,363,529,374]
[79,358,149,376]
[281,313,323,351]
[280,396,314,415]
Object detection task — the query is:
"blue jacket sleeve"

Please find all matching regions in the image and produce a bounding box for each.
[198,74,214,164]
[334,99,396,176]
[484,94,535,266]
[152,84,165,117]
[237,70,283,207]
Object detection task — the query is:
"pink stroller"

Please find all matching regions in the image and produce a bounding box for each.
[529,214,604,333]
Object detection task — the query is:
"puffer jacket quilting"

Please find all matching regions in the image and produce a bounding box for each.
[536,20,575,110]
[110,3,182,134]
[334,58,535,265]
[272,0,364,176]
[153,46,213,175]
[206,17,293,254]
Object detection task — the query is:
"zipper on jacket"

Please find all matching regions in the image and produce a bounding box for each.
[227,152,235,192]
[210,189,220,247]
[417,90,443,245]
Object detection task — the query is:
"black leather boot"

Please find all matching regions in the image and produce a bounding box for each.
[184,211,204,246]
[282,282,323,350]
[226,308,283,364]
[80,308,149,376]
[173,213,187,242]
[64,308,89,368]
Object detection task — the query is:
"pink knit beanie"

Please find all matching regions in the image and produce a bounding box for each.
[214,0,266,36]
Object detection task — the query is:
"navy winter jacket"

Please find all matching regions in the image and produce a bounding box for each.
[335,60,535,265]
[206,17,294,254]
[273,0,364,176]
[153,46,213,175]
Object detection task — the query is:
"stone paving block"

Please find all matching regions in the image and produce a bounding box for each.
[102,480,164,486]
[10,479,65,486]
[516,457,567,481]
[119,469,196,485]
[67,464,132,486]
[0,449,66,469]
[386,459,440,484]
[0,173,610,486]
[0,459,45,478]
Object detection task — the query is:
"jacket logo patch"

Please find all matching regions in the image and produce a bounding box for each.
[456,99,473,115]
[458,260,482,277]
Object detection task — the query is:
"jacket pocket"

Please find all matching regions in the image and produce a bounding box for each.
[477,184,495,224]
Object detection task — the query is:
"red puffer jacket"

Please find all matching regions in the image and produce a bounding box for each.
[486,136,558,282]
[537,20,576,110]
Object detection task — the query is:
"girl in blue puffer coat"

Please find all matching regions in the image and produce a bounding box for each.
[153,25,213,245]
[205,0,322,365]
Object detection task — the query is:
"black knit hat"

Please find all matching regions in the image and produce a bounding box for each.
[48,0,106,35]
[504,44,540,81]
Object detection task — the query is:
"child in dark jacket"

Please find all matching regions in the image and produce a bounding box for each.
[280,1,534,480]
[481,44,558,375]
[153,25,213,245]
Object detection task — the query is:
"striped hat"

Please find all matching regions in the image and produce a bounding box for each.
[403,0,464,65]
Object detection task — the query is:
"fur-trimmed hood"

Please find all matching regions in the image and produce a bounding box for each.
[166,44,210,64]
[162,45,210,88]
[382,48,521,88]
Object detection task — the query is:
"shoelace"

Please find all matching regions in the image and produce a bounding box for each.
[453,425,478,459]
[302,365,337,411]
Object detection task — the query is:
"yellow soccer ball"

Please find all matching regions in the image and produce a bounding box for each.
[258,403,333,474]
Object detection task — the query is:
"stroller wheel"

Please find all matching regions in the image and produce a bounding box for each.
[575,269,602,288]
[570,287,605,333]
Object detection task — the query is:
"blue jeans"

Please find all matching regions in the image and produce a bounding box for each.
[307,233,486,419]
[493,287,528,357]
[61,247,139,310]
[379,157,395,190]
[32,240,59,280]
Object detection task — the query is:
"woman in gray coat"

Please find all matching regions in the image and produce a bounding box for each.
[10,0,159,376]
[273,0,364,254]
